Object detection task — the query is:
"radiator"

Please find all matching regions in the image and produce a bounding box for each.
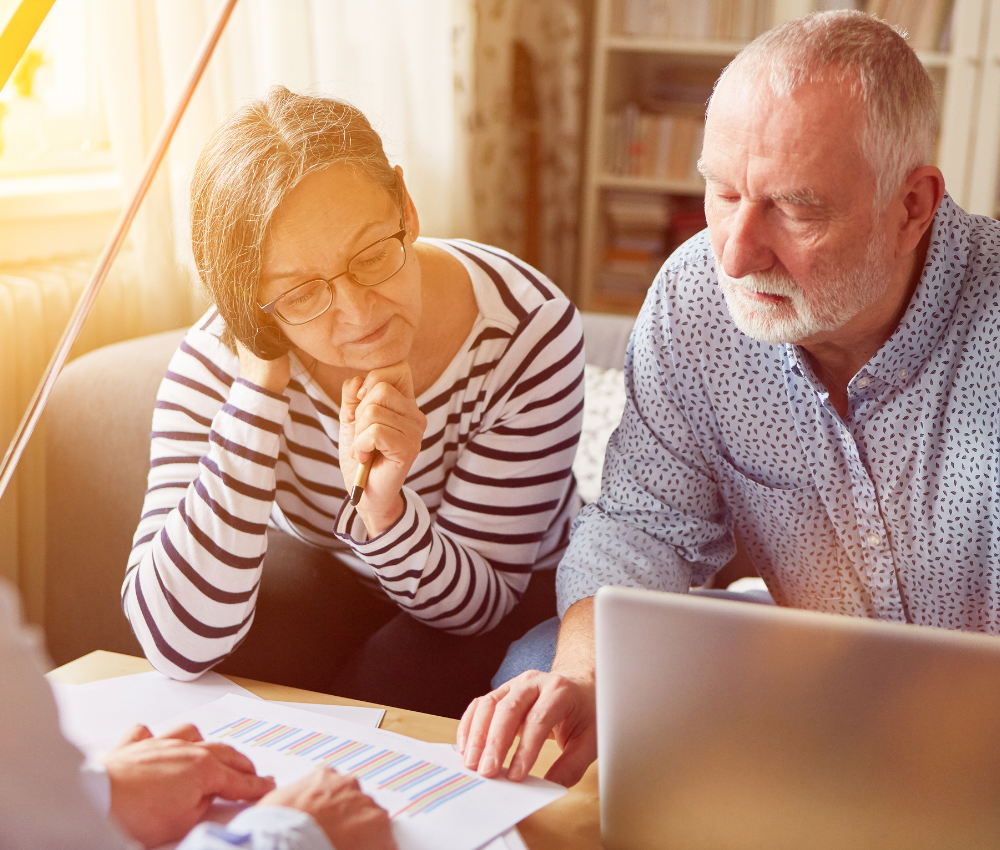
[0,251,145,623]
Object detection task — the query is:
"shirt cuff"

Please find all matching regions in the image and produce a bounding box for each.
[177,806,334,850]
[333,486,427,564]
[79,760,112,817]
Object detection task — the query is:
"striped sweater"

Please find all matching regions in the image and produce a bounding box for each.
[122,239,585,680]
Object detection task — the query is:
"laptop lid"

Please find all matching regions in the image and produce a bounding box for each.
[595,586,1000,850]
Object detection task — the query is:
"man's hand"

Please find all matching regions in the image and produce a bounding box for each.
[260,767,396,850]
[456,597,598,788]
[102,724,276,849]
[340,362,427,536]
[457,671,596,787]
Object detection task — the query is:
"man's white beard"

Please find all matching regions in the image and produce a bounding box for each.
[715,228,891,344]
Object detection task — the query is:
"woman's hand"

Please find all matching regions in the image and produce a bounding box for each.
[235,338,290,395]
[340,362,427,536]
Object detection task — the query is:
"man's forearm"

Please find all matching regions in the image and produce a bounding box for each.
[551,596,595,683]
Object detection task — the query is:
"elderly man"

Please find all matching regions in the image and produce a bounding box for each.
[457,8,998,788]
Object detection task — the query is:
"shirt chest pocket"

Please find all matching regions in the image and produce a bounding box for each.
[716,458,845,605]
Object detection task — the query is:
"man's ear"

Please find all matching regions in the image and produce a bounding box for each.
[894,165,945,257]
[395,165,420,240]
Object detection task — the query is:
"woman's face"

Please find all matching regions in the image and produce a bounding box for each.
[257,163,421,371]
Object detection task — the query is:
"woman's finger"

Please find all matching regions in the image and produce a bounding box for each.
[359,362,415,399]
[353,422,414,462]
[354,405,422,447]
[340,375,366,424]
[355,381,423,421]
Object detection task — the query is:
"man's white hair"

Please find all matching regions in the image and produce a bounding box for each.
[710,10,939,206]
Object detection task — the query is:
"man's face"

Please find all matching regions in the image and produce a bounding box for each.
[701,74,892,346]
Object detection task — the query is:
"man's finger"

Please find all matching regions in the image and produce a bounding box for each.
[212,764,277,802]
[159,723,204,742]
[506,685,574,782]
[457,697,479,753]
[203,742,260,776]
[116,724,153,746]
[543,737,598,788]
[463,682,525,776]
[478,683,547,778]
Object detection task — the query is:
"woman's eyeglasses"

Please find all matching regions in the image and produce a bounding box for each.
[258,209,407,326]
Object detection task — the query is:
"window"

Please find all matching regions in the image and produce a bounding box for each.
[0,0,113,176]
[0,0,119,263]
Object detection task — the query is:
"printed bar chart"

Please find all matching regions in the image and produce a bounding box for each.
[166,694,565,850]
[211,715,484,819]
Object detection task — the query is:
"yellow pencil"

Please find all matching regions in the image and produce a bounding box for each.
[350,455,374,506]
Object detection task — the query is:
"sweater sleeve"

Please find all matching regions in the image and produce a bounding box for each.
[333,300,584,635]
[122,326,290,680]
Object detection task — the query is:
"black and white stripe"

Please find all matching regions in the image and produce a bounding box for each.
[122,239,585,680]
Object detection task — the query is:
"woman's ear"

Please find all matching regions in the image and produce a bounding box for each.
[395,165,420,241]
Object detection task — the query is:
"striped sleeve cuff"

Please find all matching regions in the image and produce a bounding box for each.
[333,486,429,565]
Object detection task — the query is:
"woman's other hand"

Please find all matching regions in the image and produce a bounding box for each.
[340,362,427,536]
[259,768,396,850]
[235,338,291,395]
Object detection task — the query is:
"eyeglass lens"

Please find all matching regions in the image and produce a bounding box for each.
[273,235,405,325]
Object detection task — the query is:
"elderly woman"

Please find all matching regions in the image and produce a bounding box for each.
[122,87,583,717]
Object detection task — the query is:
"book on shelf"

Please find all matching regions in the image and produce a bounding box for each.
[865,0,952,51]
[616,0,773,42]
[597,191,707,306]
[604,105,705,183]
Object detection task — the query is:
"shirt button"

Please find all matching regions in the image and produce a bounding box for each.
[897,368,909,380]
[867,531,881,547]
[855,376,871,389]
[843,430,852,442]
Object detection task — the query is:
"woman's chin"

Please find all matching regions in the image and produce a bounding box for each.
[308,335,413,373]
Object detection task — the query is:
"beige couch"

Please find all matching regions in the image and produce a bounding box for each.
[43,313,752,666]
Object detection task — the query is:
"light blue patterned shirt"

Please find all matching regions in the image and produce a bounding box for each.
[558,194,1000,630]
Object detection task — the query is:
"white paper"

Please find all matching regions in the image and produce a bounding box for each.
[480,828,528,849]
[51,671,263,755]
[166,695,565,850]
[271,700,384,728]
[52,671,384,757]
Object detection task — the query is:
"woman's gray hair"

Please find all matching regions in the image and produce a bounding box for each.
[711,9,939,207]
[190,86,401,356]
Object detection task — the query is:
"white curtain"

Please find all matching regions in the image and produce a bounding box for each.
[95,0,476,334]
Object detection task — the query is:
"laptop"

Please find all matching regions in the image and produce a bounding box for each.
[595,586,1000,850]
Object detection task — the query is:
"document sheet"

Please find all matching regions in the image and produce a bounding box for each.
[164,695,565,850]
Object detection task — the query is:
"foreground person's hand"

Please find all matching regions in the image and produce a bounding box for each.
[456,670,597,788]
[340,362,427,535]
[260,767,396,850]
[101,724,276,849]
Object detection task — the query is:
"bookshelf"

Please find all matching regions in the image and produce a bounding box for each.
[578,0,1000,315]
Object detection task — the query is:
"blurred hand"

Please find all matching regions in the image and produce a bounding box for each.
[235,337,291,395]
[339,362,427,535]
[456,597,598,788]
[101,723,275,849]
[260,767,396,850]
